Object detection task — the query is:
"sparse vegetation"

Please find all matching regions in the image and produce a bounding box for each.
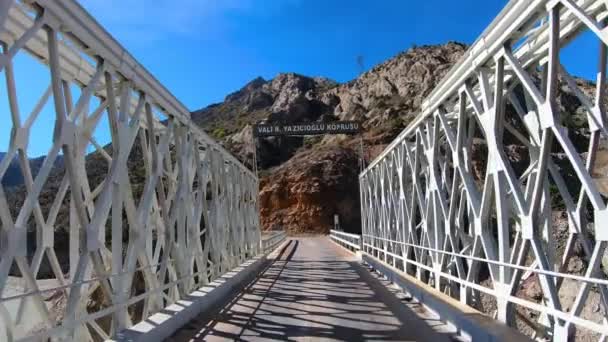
[212,127,226,139]
[303,136,322,149]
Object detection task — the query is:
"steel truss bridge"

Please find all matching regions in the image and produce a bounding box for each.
[0,0,607,341]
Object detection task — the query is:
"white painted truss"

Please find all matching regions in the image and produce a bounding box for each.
[0,1,261,341]
[360,0,608,340]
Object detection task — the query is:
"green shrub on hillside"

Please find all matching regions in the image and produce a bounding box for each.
[212,127,227,139]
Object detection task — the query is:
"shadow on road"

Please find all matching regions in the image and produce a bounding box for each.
[169,237,453,341]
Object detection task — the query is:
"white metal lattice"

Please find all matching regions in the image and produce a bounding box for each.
[360,0,608,340]
[0,1,261,341]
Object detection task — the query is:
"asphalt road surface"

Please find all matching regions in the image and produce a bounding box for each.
[169,236,455,341]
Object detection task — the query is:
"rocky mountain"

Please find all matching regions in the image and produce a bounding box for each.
[192,42,471,234]
[192,73,339,169]
[192,42,470,234]
[0,152,63,188]
[3,155,26,187]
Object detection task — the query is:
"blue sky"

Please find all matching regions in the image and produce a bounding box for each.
[0,0,599,157]
[78,0,512,108]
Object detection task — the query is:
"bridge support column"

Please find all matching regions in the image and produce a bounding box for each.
[494,283,514,325]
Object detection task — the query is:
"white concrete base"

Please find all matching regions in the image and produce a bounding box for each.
[108,256,269,342]
[362,253,532,342]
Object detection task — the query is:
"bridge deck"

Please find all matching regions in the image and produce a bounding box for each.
[169,237,454,341]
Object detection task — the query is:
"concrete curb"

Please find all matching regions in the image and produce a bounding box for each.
[108,255,270,342]
[362,253,533,342]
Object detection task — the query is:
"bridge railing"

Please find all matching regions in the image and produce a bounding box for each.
[0,1,260,341]
[360,0,608,340]
[329,230,361,253]
[261,231,287,254]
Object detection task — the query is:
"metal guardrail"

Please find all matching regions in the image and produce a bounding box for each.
[359,0,608,340]
[261,231,287,254]
[329,230,361,253]
[0,1,260,341]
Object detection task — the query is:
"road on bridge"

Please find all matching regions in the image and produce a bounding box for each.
[169,237,455,341]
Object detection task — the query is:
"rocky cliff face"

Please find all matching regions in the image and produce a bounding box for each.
[192,42,469,234]
[324,42,466,123]
[259,146,360,234]
[192,73,338,169]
